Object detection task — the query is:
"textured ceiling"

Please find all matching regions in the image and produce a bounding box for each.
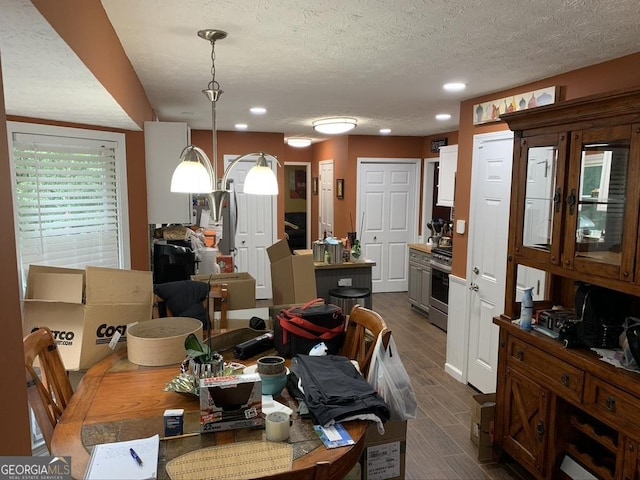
[2,0,640,140]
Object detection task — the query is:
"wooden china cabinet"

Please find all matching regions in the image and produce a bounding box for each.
[494,88,640,480]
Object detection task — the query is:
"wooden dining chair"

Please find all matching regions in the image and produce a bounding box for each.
[259,461,330,480]
[23,326,74,452]
[342,304,391,377]
[207,283,228,332]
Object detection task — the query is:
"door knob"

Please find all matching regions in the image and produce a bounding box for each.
[374,236,377,241]
[242,240,246,245]
[469,283,479,292]
[473,267,479,274]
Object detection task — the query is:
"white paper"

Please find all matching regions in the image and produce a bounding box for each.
[84,434,159,480]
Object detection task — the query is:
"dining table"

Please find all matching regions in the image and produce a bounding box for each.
[50,329,368,480]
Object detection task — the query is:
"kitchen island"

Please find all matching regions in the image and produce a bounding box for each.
[294,250,375,308]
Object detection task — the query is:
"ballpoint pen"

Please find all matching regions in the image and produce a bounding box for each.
[129,448,143,466]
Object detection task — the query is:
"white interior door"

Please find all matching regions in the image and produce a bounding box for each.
[224,154,277,300]
[319,160,334,237]
[467,131,513,393]
[357,159,420,292]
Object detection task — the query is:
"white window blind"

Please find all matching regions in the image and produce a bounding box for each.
[9,123,130,289]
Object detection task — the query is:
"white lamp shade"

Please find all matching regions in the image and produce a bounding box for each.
[244,165,279,195]
[170,160,212,193]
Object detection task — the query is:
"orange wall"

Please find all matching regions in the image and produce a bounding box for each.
[452,52,640,278]
[32,0,154,129]
[0,56,32,455]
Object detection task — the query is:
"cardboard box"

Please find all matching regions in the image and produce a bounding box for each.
[267,239,317,305]
[362,420,407,480]
[23,265,153,371]
[470,393,496,462]
[191,272,256,311]
[200,374,263,433]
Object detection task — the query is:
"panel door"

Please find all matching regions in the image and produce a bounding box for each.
[224,154,276,300]
[319,160,334,238]
[358,160,419,293]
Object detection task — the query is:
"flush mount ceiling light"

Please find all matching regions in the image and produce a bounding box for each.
[379,128,391,135]
[287,138,312,148]
[170,29,279,222]
[312,117,357,135]
[443,82,466,92]
[436,113,452,121]
[234,123,248,130]
[250,107,266,114]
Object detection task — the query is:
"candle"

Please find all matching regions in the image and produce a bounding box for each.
[265,412,290,442]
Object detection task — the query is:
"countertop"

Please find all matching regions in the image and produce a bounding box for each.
[408,243,432,254]
[293,249,376,268]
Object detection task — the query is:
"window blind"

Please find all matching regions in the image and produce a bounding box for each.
[12,132,122,282]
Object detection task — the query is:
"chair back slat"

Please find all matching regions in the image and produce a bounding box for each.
[23,327,73,452]
[342,304,391,377]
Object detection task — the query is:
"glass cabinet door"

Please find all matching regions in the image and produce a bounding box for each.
[514,133,567,265]
[563,125,638,281]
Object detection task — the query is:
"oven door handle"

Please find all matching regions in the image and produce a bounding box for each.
[430,260,452,274]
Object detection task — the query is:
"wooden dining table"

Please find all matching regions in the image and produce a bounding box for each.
[50,335,367,480]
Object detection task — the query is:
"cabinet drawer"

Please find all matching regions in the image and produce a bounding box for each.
[585,376,640,432]
[409,249,431,268]
[507,336,584,403]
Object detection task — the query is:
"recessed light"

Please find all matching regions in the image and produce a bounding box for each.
[250,107,266,115]
[235,123,248,130]
[435,113,451,121]
[443,82,466,92]
[312,117,357,134]
[379,128,391,135]
[287,138,312,148]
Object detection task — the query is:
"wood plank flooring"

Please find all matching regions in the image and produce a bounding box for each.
[371,292,532,480]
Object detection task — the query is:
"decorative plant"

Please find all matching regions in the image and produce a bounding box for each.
[184,333,222,365]
[351,240,362,259]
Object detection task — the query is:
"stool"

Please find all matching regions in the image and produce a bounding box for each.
[329,287,372,313]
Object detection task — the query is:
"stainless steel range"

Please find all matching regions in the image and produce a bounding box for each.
[429,246,452,332]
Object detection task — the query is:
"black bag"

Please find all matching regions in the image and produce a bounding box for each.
[575,282,631,348]
[274,299,346,358]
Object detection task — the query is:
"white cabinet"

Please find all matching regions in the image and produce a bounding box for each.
[436,144,458,207]
[144,121,192,224]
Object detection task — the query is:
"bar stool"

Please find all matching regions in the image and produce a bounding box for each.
[329,287,372,312]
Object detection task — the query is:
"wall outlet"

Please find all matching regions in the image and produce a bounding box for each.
[338,278,352,287]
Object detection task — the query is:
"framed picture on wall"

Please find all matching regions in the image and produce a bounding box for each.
[312,177,318,195]
[336,179,344,199]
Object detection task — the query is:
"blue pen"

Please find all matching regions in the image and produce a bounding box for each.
[129,448,143,466]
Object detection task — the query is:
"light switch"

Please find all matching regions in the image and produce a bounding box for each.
[456,220,466,235]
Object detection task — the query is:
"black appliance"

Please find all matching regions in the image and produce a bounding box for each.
[429,246,452,331]
[153,243,196,284]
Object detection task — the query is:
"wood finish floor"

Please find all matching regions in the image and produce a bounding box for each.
[371,292,532,480]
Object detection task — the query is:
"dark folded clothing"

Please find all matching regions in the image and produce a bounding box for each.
[289,354,390,426]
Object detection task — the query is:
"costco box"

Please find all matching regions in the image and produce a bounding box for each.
[267,240,317,305]
[200,374,263,432]
[23,265,153,371]
[362,420,407,480]
[191,272,256,311]
[470,393,496,462]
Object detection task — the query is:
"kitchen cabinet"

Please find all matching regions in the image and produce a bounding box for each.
[408,246,430,314]
[144,121,192,224]
[494,318,639,480]
[501,88,640,319]
[436,145,458,207]
[495,88,640,480]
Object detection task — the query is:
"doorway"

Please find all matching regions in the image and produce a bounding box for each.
[283,162,311,251]
[319,160,334,238]
[466,130,513,393]
[224,154,277,300]
[357,158,421,292]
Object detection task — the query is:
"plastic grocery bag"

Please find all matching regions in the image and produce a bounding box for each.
[367,333,417,421]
